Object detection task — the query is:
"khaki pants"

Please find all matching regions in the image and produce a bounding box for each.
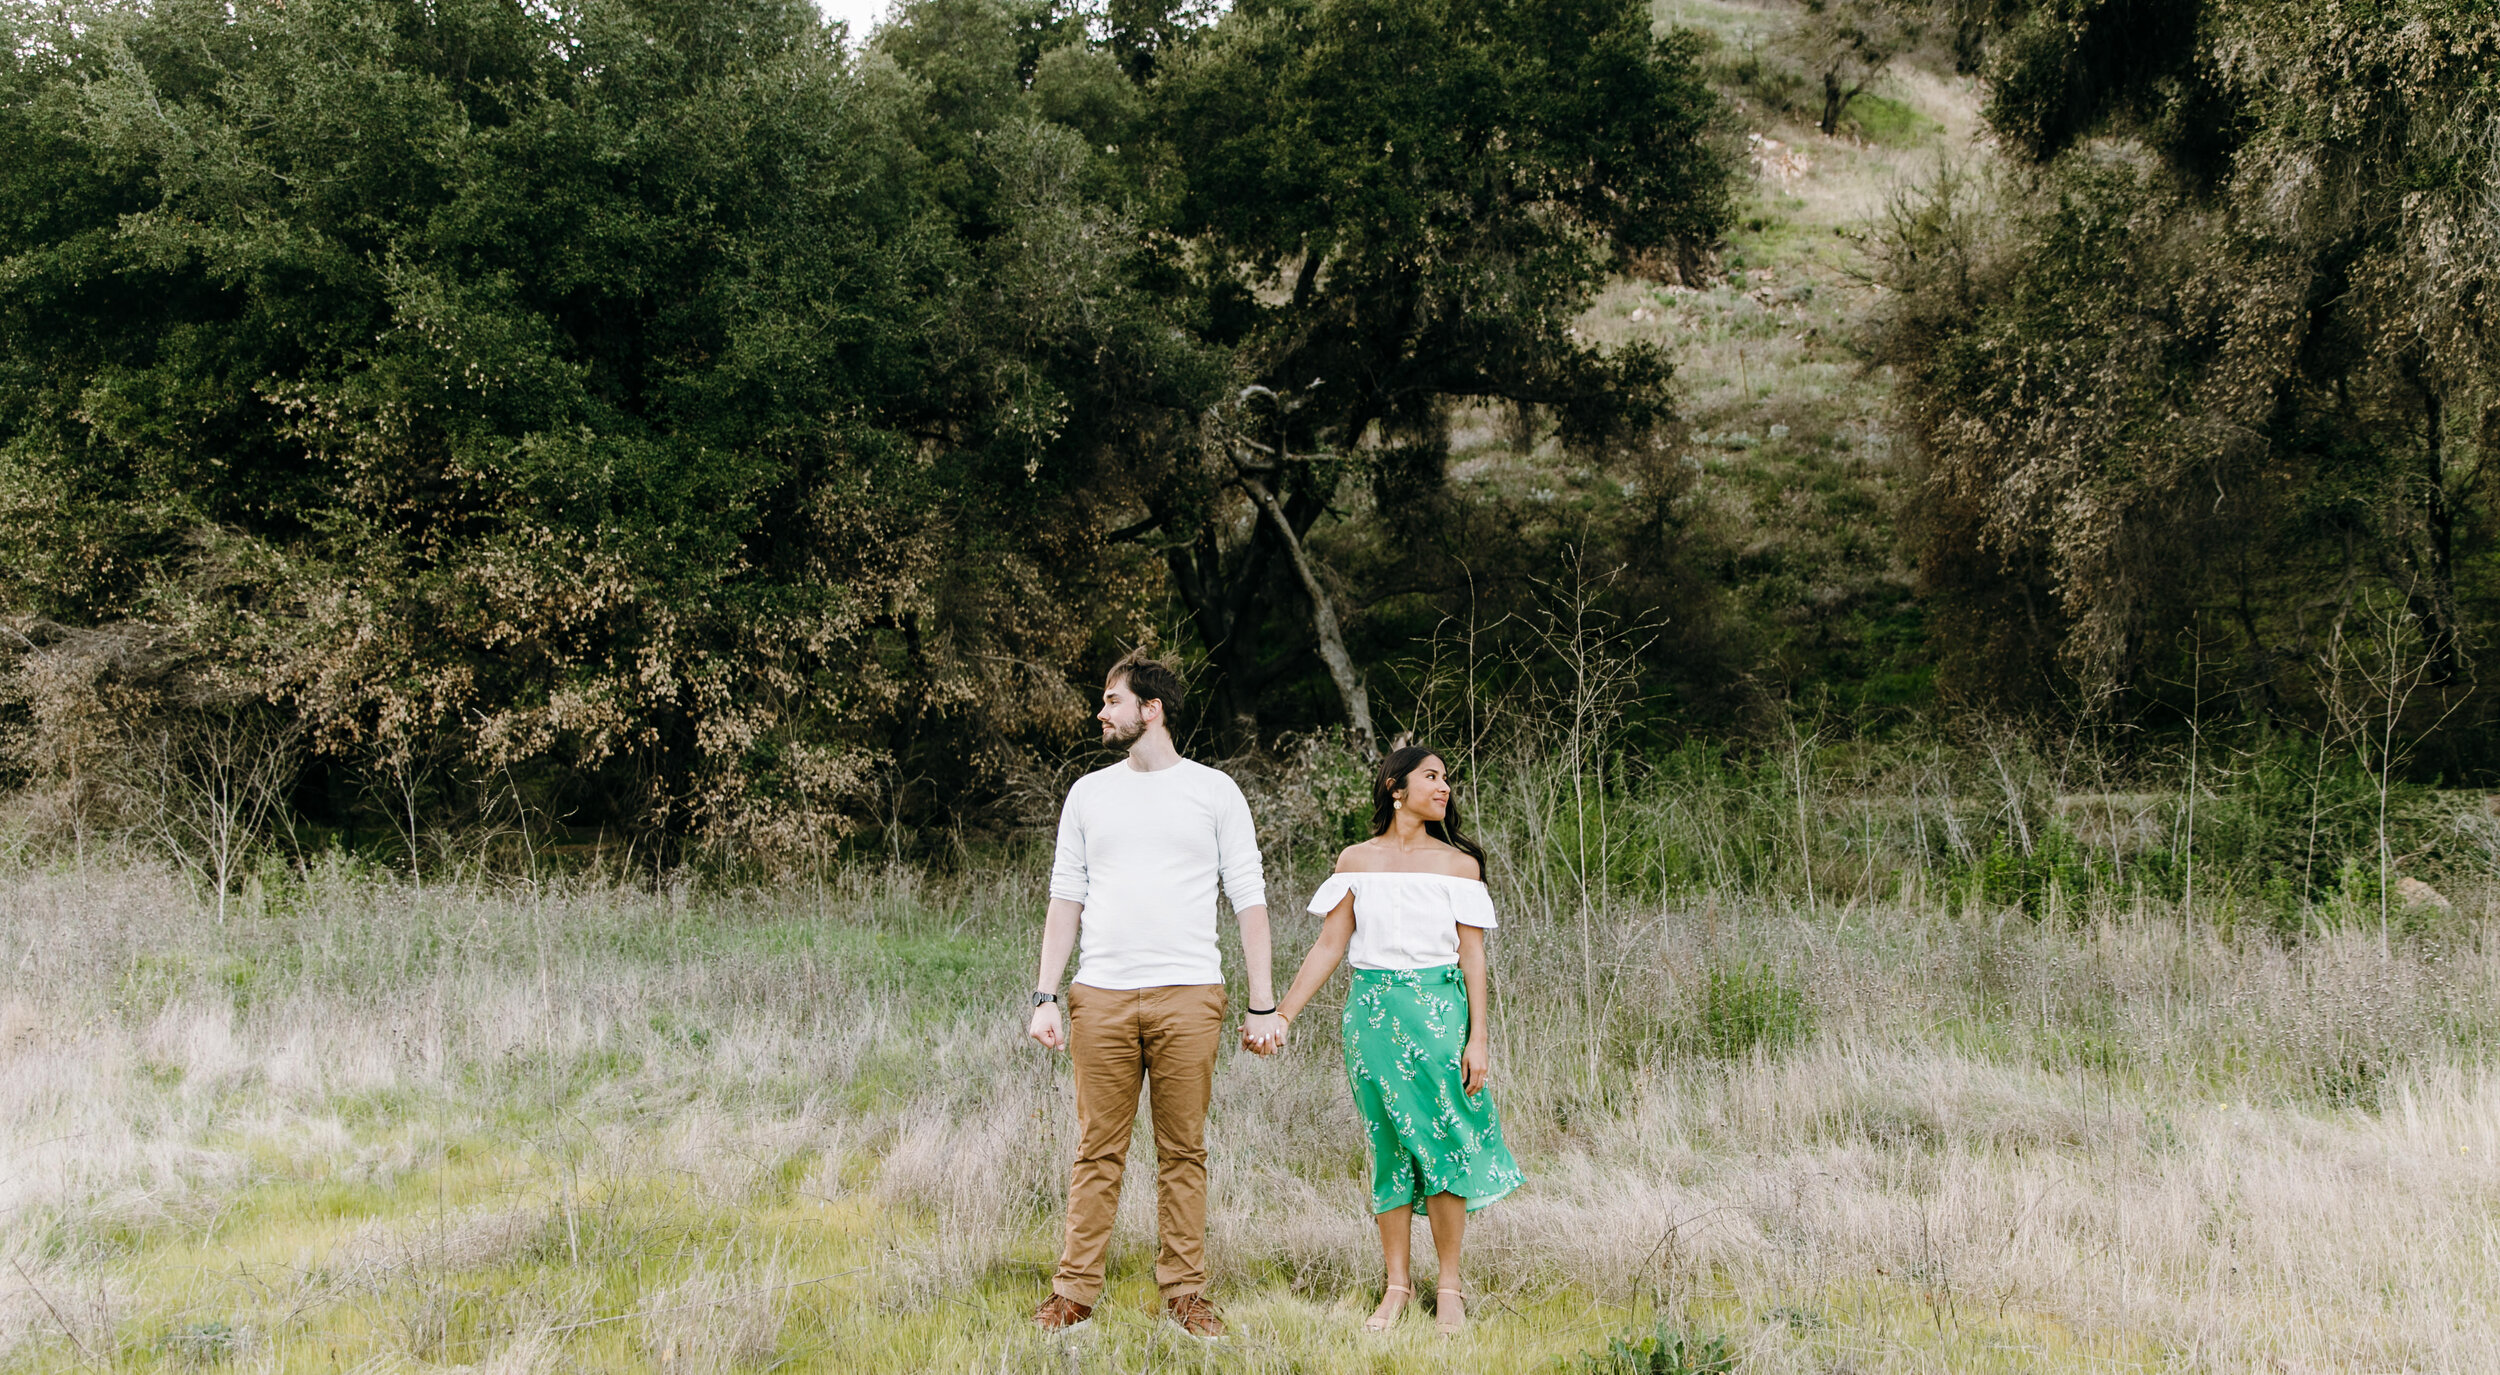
[1051,982,1227,1306]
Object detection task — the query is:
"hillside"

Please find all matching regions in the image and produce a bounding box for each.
[1446,0,1979,720]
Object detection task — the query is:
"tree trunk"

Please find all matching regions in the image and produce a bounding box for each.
[1160,513,1264,744]
[2234,569,2277,722]
[1237,465,1378,759]
[2403,362,2460,683]
[1952,20,1986,74]
[1820,71,1843,136]
[2420,382,2459,681]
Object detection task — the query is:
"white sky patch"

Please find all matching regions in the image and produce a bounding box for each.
[814,0,893,44]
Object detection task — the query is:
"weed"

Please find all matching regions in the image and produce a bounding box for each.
[1573,1321,1736,1374]
[154,1319,246,1365]
[1959,824,2097,918]
[1697,961,1813,1059]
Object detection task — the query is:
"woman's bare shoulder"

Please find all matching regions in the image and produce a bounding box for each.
[1333,841,1391,874]
[1414,843,1480,879]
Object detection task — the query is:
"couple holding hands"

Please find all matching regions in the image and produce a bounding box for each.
[1024,652,1524,1340]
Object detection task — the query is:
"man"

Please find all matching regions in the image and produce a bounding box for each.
[1026,651,1285,1339]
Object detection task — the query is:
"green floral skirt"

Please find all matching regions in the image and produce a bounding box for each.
[1343,965,1525,1214]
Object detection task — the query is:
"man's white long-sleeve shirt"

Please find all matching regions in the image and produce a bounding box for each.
[1049,758,1267,990]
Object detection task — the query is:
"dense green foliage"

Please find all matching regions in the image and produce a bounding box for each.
[0,0,1736,852]
[1878,0,2500,759]
[11,0,2496,862]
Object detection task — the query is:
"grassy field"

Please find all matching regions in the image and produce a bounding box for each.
[8,7,2497,1373]
[4,751,2499,1375]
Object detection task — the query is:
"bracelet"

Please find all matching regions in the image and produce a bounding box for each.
[1248,1005,1278,1017]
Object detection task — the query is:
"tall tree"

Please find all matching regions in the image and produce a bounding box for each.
[1782,0,1924,137]
[0,0,1186,856]
[1136,0,1737,741]
[1876,0,2500,726]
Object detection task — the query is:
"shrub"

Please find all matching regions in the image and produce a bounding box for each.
[1697,961,1813,1059]
[1957,822,2096,918]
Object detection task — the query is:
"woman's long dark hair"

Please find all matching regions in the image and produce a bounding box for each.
[1370,745,1490,880]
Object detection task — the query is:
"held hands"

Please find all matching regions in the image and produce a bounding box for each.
[1030,1002,1283,1055]
[1240,1011,1288,1056]
[1028,1001,1065,1051]
[1461,1040,1489,1095]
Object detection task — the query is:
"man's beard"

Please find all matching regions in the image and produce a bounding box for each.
[1101,718,1146,750]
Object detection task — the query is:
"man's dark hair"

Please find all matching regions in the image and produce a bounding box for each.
[1108,650,1186,723]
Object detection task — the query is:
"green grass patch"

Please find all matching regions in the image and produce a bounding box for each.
[1574,1321,1736,1374]
[35,1131,1718,1372]
[1842,93,1944,146]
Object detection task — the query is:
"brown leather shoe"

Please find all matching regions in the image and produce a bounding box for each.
[1165,1291,1225,1340]
[1031,1292,1094,1332]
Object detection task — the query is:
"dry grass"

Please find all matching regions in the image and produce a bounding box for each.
[0,848,2493,1371]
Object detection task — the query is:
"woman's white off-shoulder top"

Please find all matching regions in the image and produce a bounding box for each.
[1305,871,1498,971]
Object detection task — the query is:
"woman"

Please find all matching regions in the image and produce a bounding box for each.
[1271,746,1525,1335]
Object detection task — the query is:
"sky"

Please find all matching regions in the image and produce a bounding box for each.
[815,0,892,42]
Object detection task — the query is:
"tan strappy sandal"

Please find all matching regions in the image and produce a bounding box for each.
[1363,1284,1411,1331]
[1435,1287,1466,1336]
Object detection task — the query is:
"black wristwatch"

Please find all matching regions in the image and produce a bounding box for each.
[1031,990,1059,1007]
